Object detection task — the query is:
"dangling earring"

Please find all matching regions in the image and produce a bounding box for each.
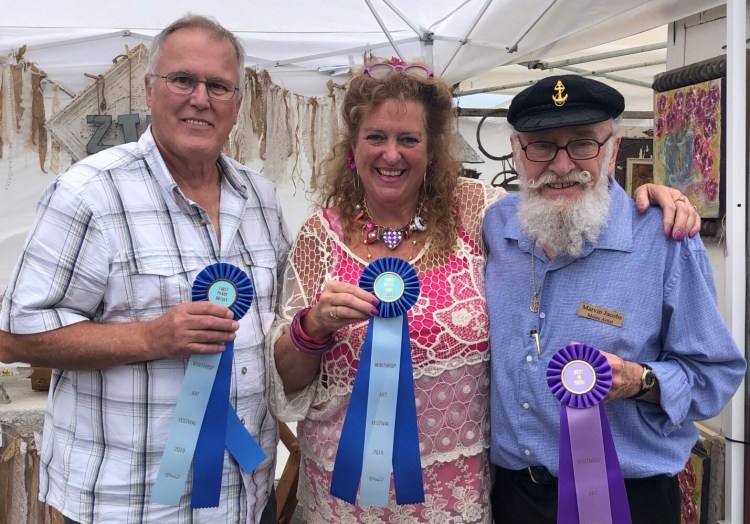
[424,159,436,190]
[347,148,357,172]
[426,158,436,177]
[354,171,360,192]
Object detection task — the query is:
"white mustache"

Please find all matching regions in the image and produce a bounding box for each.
[526,170,592,189]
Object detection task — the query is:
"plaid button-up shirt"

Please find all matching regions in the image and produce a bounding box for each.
[1,128,291,523]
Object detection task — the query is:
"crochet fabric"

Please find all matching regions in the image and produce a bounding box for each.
[270,178,505,523]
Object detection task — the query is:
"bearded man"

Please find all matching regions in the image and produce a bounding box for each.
[483,75,745,524]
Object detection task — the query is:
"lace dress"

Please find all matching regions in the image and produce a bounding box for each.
[270,179,505,523]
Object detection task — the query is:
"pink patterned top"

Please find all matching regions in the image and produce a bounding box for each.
[269,179,505,523]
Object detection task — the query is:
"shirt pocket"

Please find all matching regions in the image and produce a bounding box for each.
[238,246,278,317]
[230,247,279,399]
[113,248,204,321]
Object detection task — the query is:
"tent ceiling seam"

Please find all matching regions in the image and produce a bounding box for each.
[251,36,420,69]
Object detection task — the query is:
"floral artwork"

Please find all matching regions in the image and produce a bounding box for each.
[677,446,710,524]
[653,79,723,218]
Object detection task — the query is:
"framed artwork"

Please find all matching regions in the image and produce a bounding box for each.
[625,158,654,197]
[678,444,711,524]
[652,55,726,224]
[614,138,653,191]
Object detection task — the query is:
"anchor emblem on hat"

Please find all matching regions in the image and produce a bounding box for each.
[552,80,568,107]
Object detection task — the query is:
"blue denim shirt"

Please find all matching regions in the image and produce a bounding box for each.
[483,178,745,477]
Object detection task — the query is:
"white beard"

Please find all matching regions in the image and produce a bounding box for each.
[516,144,614,259]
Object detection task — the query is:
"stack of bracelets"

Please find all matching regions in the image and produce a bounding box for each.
[290,307,334,355]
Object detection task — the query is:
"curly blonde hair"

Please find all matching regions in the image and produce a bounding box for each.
[315,62,461,257]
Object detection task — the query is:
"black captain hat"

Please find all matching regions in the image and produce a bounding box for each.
[507,75,625,132]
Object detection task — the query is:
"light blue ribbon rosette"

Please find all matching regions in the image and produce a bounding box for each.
[330,257,423,507]
[547,344,631,524]
[152,263,266,509]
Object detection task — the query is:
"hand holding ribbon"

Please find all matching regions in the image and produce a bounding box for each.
[547,344,631,524]
[330,257,423,507]
[152,263,266,508]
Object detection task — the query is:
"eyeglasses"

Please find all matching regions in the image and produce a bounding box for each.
[364,62,434,80]
[151,72,240,101]
[520,134,613,162]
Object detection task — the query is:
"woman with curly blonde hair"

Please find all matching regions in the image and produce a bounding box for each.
[316,63,462,258]
[271,58,498,523]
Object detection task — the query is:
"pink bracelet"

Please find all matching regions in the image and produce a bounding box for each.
[290,308,334,355]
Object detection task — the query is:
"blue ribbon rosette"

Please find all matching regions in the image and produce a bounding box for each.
[330,257,424,507]
[152,263,266,508]
[547,344,631,524]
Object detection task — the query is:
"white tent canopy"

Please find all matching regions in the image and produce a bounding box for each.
[2,0,723,96]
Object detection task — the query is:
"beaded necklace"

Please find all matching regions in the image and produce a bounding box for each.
[354,199,427,250]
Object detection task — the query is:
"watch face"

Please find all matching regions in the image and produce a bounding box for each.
[644,370,656,388]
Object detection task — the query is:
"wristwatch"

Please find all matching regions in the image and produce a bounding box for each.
[629,364,656,399]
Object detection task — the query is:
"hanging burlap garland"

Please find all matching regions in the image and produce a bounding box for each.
[30,66,48,173]
[1,436,28,524]
[233,69,345,191]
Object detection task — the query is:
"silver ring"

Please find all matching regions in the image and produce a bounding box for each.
[329,307,340,321]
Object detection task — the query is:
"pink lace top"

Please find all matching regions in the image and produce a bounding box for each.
[269,179,505,523]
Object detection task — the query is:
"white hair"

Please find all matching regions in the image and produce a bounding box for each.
[516,138,616,258]
[146,13,245,95]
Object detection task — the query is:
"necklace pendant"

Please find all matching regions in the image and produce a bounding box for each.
[365,229,379,244]
[362,224,379,245]
[530,298,539,313]
[381,230,403,249]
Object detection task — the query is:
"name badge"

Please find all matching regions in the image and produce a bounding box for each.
[577,303,624,327]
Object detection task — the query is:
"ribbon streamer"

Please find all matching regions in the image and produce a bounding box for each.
[330,257,423,507]
[547,344,631,524]
[152,263,266,508]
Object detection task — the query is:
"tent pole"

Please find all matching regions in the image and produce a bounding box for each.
[381,0,422,36]
[526,42,667,70]
[725,0,746,522]
[558,65,653,88]
[439,0,493,78]
[454,60,664,97]
[0,30,153,56]
[505,0,558,53]
[252,37,419,70]
[364,0,405,61]
[421,33,434,68]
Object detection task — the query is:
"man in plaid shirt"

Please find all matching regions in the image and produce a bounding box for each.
[0,14,290,524]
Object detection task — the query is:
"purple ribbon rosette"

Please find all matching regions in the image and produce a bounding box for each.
[546,344,632,524]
